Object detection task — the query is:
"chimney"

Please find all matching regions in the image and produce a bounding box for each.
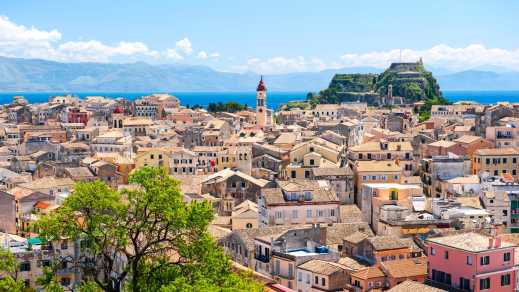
[494,237,501,248]
[488,238,494,248]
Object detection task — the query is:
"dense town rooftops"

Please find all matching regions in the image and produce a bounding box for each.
[203,168,269,187]
[453,135,482,144]
[350,141,413,152]
[298,259,347,275]
[381,257,427,278]
[387,280,446,292]
[426,232,516,252]
[428,140,457,148]
[351,267,385,280]
[368,236,409,251]
[355,161,401,172]
[475,147,519,156]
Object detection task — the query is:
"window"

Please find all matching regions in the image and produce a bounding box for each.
[306,209,312,218]
[20,262,31,271]
[306,274,310,284]
[309,159,315,166]
[61,240,68,250]
[246,223,253,229]
[444,251,449,259]
[291,171,296,179]
[359,154,363,159]
[150,154,154,159]
[503,158,508,163]
[321,277,325,286]
[317,210,323,217]
[298,272,302,282]
[430,247,436,255]
[514,158,517,164]
[460,278,470,290]
[330,209,335,217]
[390,190,398,200]
[504,252,511,262]
[480,256,490,265]
[480,278,490,290]
[275,211,283,219]
[292,210,298,219]
[486,158,491,165]
[501,274,511,286]
[315,276,318,284]
[467,256,473,265]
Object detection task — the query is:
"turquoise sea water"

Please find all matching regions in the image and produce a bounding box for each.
[1,90,519,109]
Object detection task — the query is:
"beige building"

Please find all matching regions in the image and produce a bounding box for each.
[353,161,402,207]
[472,147,519,179]
[284,138,344,180]
[259,180,340,227]
[297,259,350,292]
[349,141,414,176]
[231,200,258,230]
[135,147,170,169]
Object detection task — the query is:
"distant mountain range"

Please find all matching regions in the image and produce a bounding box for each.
[0,56,518,92]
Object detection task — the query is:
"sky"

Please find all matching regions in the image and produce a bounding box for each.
[1,0,519,74]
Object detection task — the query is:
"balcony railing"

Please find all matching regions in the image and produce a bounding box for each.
[254,254,270,263]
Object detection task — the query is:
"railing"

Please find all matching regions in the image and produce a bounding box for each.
[255,254,270,263]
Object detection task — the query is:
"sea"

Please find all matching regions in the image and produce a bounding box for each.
[1,90,519,109]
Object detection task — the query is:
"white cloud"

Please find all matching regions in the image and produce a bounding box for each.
[165,48,184,61]
[197,50,220,60]
[238,44,519,74]
[0,16,214,63]
[340,44,519,71]
[0,15,61,58]
[57,40,156,62]
[4,15,519,73]
[175,37,192,55]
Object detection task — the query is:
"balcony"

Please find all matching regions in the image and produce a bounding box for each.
[497,133,513,139]
[255,253,270,263]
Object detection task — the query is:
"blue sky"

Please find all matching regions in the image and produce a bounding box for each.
[1,0,519,73]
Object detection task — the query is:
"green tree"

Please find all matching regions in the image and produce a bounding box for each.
[36,167,262,292]
[37,266,64,292]
[0,248,25,292]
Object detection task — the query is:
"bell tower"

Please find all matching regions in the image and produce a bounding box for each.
[256,76,267,129]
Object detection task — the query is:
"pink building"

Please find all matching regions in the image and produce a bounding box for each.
[426,232,517,292]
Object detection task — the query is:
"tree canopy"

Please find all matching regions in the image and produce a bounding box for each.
[207,101,248,113]
[0,248,25,292]
[35,166,262,292]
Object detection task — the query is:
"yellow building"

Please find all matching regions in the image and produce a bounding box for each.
[472,147,519,179]
[135,147,171,169]
[353,160,402,204]
[283,137,344,180]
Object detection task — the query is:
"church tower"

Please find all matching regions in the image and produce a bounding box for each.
[256,76,267,129]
